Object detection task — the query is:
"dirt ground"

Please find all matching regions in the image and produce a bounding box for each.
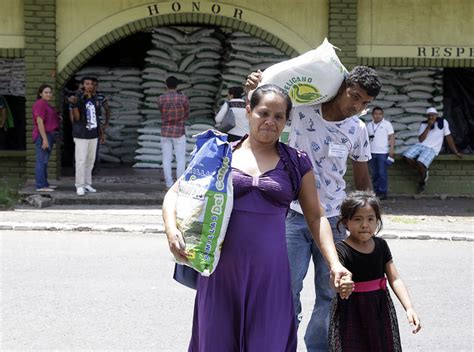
[381,196,474,217]
[380,196,474,233]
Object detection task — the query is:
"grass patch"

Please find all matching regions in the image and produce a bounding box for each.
[390,216,421,224]
[0,179,20,210]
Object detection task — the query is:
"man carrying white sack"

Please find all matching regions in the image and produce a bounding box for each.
[402,107,462,194]
[247,66,381,352]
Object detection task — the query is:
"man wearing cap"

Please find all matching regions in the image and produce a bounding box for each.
[402,107,462,193]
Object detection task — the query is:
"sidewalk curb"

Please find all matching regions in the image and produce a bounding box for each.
[1,222,472,242]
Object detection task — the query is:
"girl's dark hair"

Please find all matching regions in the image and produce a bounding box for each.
[37,84,53,100]
[337,191,383,235]
[249,84,292,120]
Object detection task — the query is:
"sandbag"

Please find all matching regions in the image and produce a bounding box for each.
[260,38,347,106]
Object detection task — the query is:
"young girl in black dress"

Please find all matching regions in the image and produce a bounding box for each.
[329,191,421,351]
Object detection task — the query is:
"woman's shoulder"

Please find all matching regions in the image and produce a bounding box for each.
[278,143,311,167]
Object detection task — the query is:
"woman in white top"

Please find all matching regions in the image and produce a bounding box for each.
[215,86,247,142]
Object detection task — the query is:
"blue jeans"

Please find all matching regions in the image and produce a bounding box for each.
[369,153,388,196]
[286,210,346,352]
[34,133,55,189]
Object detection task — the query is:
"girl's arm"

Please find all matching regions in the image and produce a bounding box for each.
[162,182,188,262]
[386,260,422,333]
[298,171,353,297]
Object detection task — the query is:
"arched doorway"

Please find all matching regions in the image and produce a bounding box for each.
[57,8,304,174]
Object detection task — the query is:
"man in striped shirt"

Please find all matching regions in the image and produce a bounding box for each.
[158,76,190,188]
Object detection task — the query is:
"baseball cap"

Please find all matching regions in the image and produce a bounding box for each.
[426,107,438,115]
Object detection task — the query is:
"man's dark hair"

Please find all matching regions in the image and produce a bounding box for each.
[165,76,179,89]
[81,76,96,84]
[228,86,244,99]
[372,106,384,114]
[346,66,382,98]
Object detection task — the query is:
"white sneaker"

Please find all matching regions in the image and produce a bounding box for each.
[84,185,97,193]
[76,187,85,196]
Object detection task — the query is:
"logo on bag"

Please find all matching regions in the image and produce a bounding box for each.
[288,82,321,104]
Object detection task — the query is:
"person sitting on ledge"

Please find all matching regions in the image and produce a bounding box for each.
[401,107,462,194]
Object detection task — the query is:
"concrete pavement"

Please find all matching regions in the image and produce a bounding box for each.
[0,204,472,241]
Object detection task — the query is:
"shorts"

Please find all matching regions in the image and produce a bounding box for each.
[403,143,437,168]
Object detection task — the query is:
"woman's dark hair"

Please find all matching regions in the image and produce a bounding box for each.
[249,84,293,120]
[372,106,384,114]
[228,86,244,99]
[345,66,382,98]
[36,84,53,100]
[337,191,383,235]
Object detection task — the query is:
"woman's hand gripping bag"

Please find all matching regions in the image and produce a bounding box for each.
[176,130,233,276]
[260,38,348,106]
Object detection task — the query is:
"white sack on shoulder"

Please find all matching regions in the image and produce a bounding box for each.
[260,38,347,106]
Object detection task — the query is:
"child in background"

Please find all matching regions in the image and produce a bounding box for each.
[329,191,421,351]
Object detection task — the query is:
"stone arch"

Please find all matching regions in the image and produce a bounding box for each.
[56,6,309,87]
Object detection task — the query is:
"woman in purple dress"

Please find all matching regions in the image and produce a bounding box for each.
[163,85,349,351]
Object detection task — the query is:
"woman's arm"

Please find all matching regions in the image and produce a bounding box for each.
[386,260,422,333]
[36,117,49,150]
[298,171,353,297]
[162,182,188,262]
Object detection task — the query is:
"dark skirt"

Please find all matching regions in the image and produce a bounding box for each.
[329,289,402,352]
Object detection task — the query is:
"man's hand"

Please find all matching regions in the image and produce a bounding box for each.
[455,152,463,159]
[426,116,437,127]
[245,70,263,92]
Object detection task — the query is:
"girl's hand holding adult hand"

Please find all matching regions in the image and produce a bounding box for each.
[166,228,188,263]
[406,308,421,334]
[337,273,354,299]
[330,263,353,298]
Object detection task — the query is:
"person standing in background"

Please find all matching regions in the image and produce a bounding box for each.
[70,77,102,196]
[32,84,61,192]
[91,77,110,174]
[214,86,247,142]
[366,106,395,200]
[0,96,7,149]
[158,76,189,189]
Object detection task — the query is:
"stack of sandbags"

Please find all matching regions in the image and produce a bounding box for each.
[134,26,224,169]
[0,59,25,96]
[365,67,444,154]
[218,31,290,105]
[75,66,144,163]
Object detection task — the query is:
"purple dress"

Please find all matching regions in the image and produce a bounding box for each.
[188,143,312,352]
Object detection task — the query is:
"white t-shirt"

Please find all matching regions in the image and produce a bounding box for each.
[366,119,394,154]
[288,104,371,218]
[214,98,248,137]
[418,119,451,155]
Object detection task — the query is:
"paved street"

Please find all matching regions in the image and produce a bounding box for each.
[1,231,472,351]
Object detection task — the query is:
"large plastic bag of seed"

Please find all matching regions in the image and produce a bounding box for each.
[175,130,233,276]
[260,38,347,106]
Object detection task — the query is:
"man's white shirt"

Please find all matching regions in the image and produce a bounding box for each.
[288,104,371,218]
[418,119,451,155]
[366,119,394,154]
